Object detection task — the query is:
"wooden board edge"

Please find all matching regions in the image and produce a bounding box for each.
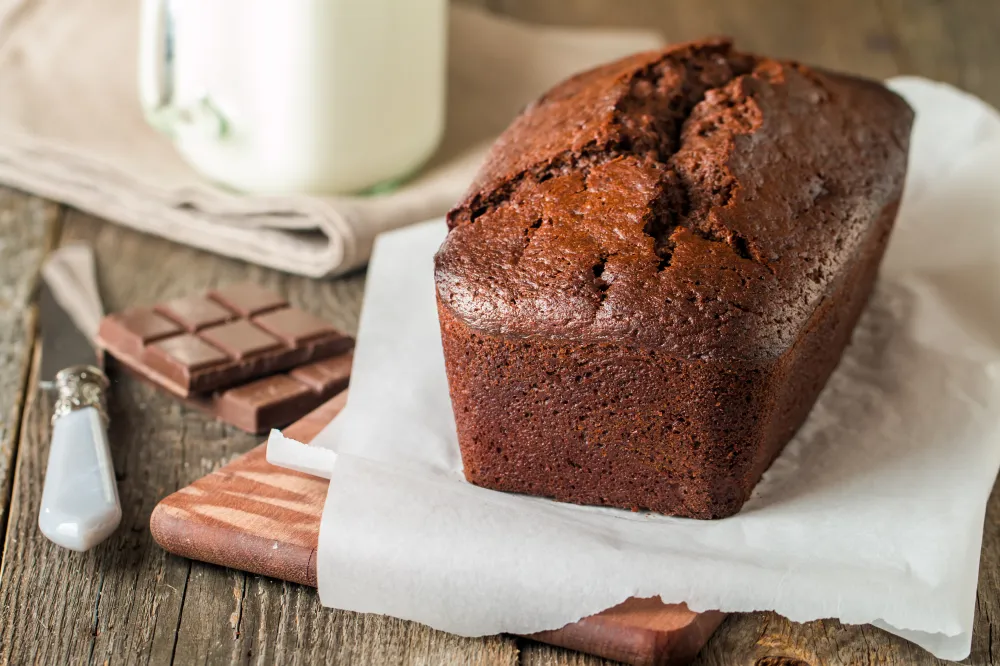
[150,481,317,587]
[529,602,726,666]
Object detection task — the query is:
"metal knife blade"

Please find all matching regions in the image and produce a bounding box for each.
[39,282,100,387]
[37,245,121,552]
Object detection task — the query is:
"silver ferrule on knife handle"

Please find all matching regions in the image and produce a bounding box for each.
[52,365,110,425]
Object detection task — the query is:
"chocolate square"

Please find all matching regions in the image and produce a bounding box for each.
[97,308,182,356]
[148,334,229,371]
[156,295,235,331]
[107,308,180,342]
[200,320,283,360]
[215,375,316,433]
[252,307,341,346]
[289,353,353,394]
[208,284,287,316]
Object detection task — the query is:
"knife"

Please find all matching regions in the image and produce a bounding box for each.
[37,245,121,551]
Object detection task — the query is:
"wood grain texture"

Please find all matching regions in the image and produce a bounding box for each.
[149,393,343,587]
[878,0,1000,108]
[486,0,898,78]
[0,188,60,551]
[937,0,1000,108]
[1,1,999,664]
[151,444,327,587]
[149,392,340,588]
[0,211,519,666]
[153,392,722,666]
[529,599,725,666]
[167,560,518,666]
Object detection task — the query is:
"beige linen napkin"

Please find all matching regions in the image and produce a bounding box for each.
[0,1,663,277]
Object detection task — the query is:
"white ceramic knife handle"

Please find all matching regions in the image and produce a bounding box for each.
[39,369,121,551]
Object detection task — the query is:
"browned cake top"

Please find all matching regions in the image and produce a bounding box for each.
[435,38,913,360]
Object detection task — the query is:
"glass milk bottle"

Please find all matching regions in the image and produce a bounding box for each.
[139,0,447,194]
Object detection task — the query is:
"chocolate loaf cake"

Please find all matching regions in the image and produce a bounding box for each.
[435,38,913,518]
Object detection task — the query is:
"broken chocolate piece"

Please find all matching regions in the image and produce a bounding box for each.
[214,375,317,433]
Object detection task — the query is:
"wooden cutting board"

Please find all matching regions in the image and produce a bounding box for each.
[150,394,725,666]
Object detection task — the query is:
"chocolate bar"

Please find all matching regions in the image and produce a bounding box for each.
[110,350,351,435]
[197,352,352,433]
[97,283,352,397]
[97,283,354,433]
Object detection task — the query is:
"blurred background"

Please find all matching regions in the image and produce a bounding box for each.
[463,0,999,106]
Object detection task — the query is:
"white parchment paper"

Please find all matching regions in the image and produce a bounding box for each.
[268,77,1000,659]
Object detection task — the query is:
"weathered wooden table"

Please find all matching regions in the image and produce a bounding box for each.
[1,1,998,664]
